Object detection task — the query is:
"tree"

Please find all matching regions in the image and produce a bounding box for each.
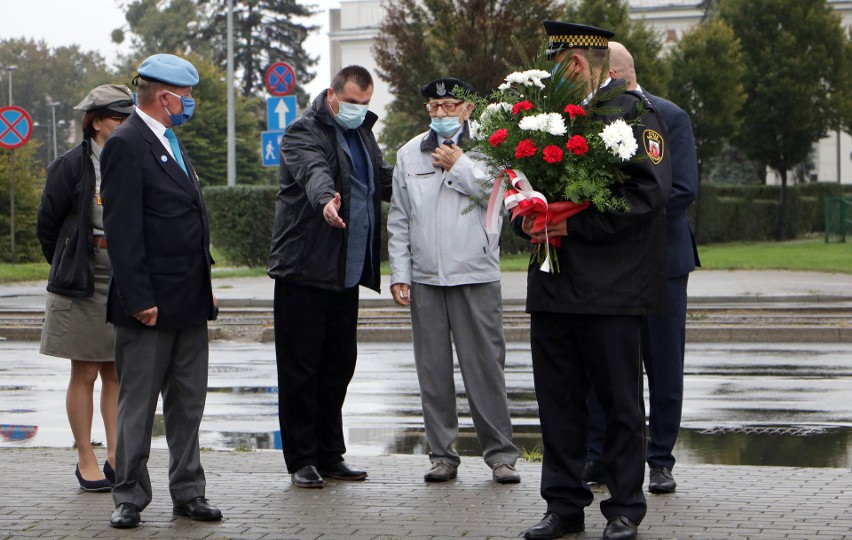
[373,0,562,152]
[113,0,202,57]
[196,0,318,101]
[0,144,44,263]
[175,54,269,185]
[718,0,848,239]
[563,0,671,96]
[0,39,113,169]
[667,19,746,167]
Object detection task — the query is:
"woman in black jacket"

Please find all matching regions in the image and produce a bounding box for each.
[36,84,133,492]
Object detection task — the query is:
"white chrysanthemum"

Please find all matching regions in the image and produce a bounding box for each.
[503,70,551,89]
[469,120,481,140]
[598,119,638,161]
[498,82,511,91]
[479,102,512,123]
[518,113,567,136]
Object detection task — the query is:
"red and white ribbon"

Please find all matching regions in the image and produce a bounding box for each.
[485,169,547,234]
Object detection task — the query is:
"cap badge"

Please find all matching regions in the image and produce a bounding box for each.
[436,82,447,97]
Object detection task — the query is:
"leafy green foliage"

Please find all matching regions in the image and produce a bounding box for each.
[667,20,746,167]
[115,0,201,56]
[0,144,45,262]
[203,185,277,267]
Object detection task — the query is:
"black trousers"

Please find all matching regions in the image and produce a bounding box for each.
[588,274,689,470]
[273,280,359,473]
[531,312,646,525]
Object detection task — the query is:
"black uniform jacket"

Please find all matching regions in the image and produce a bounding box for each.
[266,91,393,292]
[36,139,98,297]
[523,80,673,316]
[100,112,214,329]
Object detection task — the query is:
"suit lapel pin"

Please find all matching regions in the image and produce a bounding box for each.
[161,155,168,162]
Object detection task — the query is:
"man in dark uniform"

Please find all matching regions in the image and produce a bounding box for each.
[101,54,221,529]
[519,22,672,540]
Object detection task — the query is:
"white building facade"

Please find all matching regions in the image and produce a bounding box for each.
[328,0,852,184]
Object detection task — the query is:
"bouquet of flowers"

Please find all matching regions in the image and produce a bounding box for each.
[461,41,642,272]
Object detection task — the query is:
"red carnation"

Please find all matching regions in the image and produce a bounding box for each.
[564,104,587,119]
[512,100,534,115]
[488,128,509,147]
[515,139,537,159]
[566,135,589,156]
[542,145,564,164]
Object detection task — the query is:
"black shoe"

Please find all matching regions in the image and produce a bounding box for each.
[75,464,112,492]
[523,512,584,539]
[649,465,676,493]
[103,460,116,485]
[602,515,638,540]
[173,496,222,521]
[291,465,324,488]
[319,461,368,481]
[109,502,140,529]
[582,460,606,485]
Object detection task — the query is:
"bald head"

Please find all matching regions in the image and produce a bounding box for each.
[608,41,638,90]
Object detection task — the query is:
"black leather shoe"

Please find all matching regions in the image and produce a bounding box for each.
[103,460,116,486]
[173,496,222,521]
[602,515,638,540]
[319,461,368,481]
[582,460,606,485]
[291,465,324,488]
[523,512,584,539]
[109,502,141,529]
[75,464,112,492]
[649,465,676,493]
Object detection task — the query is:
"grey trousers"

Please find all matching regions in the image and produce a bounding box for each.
[112,324,209,510]
[410,281,519,468]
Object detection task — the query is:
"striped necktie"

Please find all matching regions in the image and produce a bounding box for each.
[164,128,188,176]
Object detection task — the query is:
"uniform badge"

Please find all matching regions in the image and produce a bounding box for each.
[436,82,447,96]
[643,129,664,165]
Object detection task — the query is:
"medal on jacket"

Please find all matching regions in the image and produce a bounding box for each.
[96,187,102,206]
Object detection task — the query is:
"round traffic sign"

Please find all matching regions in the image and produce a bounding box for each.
[265,62,296,96]
[0,106,33,150]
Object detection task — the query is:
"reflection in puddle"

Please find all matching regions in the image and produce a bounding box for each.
[202,424,852,469]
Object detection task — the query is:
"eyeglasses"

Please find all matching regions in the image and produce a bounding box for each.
[424,100,465,113]
[109,116,128,124]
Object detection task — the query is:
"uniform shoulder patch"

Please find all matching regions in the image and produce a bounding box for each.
[643,129,664,165]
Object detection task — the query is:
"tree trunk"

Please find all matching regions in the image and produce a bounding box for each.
[775,168,788,241]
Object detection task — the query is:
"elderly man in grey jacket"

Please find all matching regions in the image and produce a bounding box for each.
[387,78,520,484]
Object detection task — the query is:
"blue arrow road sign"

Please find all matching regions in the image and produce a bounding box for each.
[262,131,285,167]
[266,96,297,132]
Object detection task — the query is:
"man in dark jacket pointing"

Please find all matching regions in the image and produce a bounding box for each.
[267,65,393,488]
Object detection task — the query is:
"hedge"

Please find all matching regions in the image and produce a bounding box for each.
[202,182,852,268]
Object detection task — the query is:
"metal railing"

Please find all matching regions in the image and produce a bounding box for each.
[824,196,852,243]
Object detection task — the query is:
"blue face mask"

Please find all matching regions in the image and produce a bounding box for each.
[164,90,195,126]
[331,93,368,130]
[430,116,463,138]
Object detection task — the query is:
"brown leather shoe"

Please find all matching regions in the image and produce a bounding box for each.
[423,462,457,482]
[492,462,521,484]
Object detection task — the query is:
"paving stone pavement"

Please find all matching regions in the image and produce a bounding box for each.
[1,448,850,539]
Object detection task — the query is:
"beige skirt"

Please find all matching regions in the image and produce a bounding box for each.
[40,246,115,362]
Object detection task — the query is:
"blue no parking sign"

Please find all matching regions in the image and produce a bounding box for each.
[0,106,33,150]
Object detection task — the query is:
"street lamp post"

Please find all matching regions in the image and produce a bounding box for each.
[50,102,60,162]
[226,0,236,186]
[6,65,17,105]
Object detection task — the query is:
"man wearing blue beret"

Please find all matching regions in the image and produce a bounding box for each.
[101,53,221,529]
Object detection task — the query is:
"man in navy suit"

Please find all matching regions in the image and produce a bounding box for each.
[584,41,701,495]
[101,54,221,528]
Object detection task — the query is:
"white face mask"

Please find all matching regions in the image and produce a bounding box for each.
[331,93,368,129]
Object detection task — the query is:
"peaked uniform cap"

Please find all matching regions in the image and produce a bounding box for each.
[420,78,475,100]
[137,54,199,87]
[543,21,614,57]
[73,84,134,114]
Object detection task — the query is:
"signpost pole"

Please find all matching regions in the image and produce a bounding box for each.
[9,150,15,263]
[226,0,236,186]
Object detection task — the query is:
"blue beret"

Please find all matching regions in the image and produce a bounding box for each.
[137,54,199,87]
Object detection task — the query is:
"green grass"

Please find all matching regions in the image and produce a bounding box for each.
[2,239,849,284]
[697,238,852,274]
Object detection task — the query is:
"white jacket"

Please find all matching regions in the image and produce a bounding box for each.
[387,127,501,287]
